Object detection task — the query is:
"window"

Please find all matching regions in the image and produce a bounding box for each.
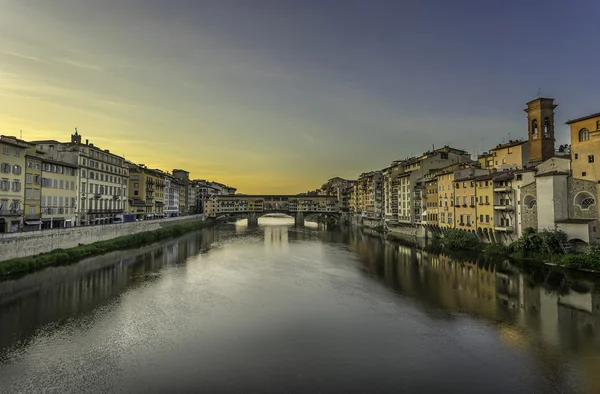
[2,146,8,155]
[502,158,506,164]
[523,195,536,209]
[71,181,74,190]
[516,174,522,181]
[582,172,587,177]
[575,153,579,159]
[589,155,595,163]
[12,165,21,175]
[480,214,484,223]
[12,181,21,192]
[34,189,39,199]
[82,182,86,193]
[531,119,538,137]
[543,117,551,136]
[575,192,596,210]
[25,188,32,199]
[459,214,464,225]
[134,182,139,188]
[34,175,41,184]
[14,149,20,157]
[597,120,600,130]
[26,174,32,184]
[448,213,452,224]
[579,128,590,142]
[485,215,490,223]
[466,215,471,225]
[59,180,64,189]
[53,179,57,188]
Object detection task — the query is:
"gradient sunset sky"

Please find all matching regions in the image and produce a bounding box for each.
[1,0,598,194]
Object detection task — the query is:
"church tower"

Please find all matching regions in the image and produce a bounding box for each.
[525,97,556,164]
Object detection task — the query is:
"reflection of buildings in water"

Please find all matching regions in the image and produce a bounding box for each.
[263,225,290,251]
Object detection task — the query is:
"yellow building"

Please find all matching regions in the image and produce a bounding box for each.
[567,112,600,221]
[474,174,495,237]
[568,112,600,181]
[423,175,438,224]
[154,170,165,217]
[489,140,529,170]
[478,152,494,170]
[436,169,456,228]
[0,135,27,233]
[41,158,79,229]
[128,163,156,219]
[453,176,477,231]
[23,147,44,231]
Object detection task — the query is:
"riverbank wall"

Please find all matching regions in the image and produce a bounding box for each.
[347,214,435,247]
[0,215,205,262]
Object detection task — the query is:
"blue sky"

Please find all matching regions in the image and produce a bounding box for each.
[1,0,598,193]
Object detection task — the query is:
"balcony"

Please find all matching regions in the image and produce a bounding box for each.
[94,193,101,199]
[113,194,120,200]
[87,209,124,214]
[0,209,23,216]
[24,214,41,220]
[493,204,514,211]
[146,186,154,192]
[495,225,514,232]
[493,186,512,193]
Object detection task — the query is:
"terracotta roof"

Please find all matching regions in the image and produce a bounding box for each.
[555,218,597,224]
[565,112,600,125]
[490,140,526,151]
[535,170,570,178]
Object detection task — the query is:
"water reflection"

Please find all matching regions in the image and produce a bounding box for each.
[1,224,599,393]
[329,228,600,393]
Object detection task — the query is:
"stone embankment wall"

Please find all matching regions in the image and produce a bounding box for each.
[0,215,205,262]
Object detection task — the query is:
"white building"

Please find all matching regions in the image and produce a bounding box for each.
[164,174,180,217]
[34,131,129,225]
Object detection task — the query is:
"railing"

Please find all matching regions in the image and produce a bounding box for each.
[87,209,124,214]
[0,209,23,216]
[494,225,514,232]
[493,186,512,193]
[94,193,101,199]
[493,204,514,211]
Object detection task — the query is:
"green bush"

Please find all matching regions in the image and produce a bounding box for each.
[483,243,509,255]
[439,228,481,251]
[0,220,211,277]
[510,227,568,257]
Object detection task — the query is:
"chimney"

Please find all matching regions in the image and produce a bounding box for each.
[86,139,89,145]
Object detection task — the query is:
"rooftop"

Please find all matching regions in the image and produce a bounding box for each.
[490,139,526,151]
[565,112,600,125]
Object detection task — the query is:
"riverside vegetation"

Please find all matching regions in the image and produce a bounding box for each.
[0,220,211,277]
[436,227,600,271]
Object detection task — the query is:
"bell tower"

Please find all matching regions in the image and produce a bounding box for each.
[525,97,556,164]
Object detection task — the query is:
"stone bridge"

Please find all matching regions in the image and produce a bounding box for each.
[204,195,339,225]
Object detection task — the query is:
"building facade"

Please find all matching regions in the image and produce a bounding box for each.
[0,136,27,233]
[34,131,129,225]
[23,147,44,231]
[41,158,78,229]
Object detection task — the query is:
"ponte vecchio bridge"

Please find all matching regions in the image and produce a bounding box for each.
[204,195,339,225]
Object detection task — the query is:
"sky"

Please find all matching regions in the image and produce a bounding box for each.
[1,0,599,194]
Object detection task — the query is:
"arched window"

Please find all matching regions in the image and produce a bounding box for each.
[574,192,596,210]
[523,195,536,209]
[543,117,551,137]
[579,128,590,142]
[531,119,538,138]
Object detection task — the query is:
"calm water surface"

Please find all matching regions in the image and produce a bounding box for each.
[1,220,599,393]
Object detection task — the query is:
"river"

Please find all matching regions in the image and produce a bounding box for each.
[0,219,599,393]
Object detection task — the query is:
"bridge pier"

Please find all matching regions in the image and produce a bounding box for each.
[295,211,305,226]
[247,212,258,226]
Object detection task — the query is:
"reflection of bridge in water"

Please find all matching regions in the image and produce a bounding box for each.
[205,195,340,225]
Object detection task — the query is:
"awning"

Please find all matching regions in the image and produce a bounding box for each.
[25,221,42,225]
